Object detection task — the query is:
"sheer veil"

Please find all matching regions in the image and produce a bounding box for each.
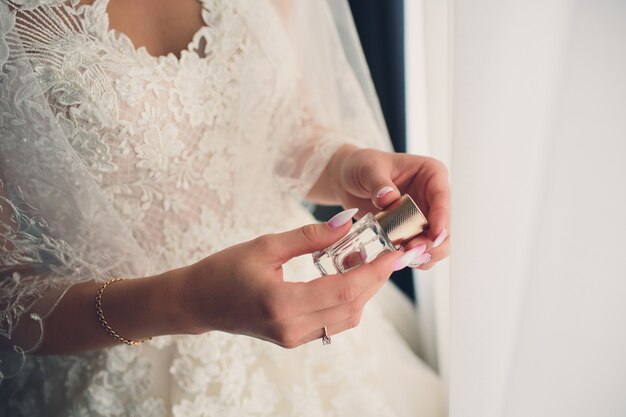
[0,0,151,379]
[0,0,391,382]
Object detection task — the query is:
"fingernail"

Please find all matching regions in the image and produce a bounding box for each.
[327,208,358,228]
[409,253,432,268]
[376,186,394,199]
[432,227,448,248]
[392,247,423,271]
[412,243,428,256]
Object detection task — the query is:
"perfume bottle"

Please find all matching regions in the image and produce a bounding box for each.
[313,194,428,275]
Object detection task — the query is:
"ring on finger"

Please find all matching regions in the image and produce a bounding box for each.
[321,326,331,345]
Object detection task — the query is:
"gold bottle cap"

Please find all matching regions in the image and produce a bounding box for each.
[374,194,428,245]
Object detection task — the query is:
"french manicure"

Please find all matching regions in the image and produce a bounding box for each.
[432,227,448,248]
[409,253,432,268]
[392,247,424,271]
[327,208,358,228]
[376,186,394,199]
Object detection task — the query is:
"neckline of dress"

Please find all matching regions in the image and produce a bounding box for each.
[89,0,214,66]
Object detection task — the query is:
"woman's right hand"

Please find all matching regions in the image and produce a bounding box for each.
[179,210,418,348]
[32,209,423,355]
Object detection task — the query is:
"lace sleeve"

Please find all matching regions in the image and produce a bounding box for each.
[1,2,147,382]
[271,0,392,199]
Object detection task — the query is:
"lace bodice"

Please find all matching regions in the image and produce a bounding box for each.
[0,1,443,416]
[14,0,348,274]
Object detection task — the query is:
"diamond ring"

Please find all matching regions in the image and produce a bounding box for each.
[322,326,331,345]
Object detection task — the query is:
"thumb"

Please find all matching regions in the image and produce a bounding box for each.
[271,208,358,262]
[361,167,400,209]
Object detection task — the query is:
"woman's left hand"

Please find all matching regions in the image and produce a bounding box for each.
[333,145,450,270]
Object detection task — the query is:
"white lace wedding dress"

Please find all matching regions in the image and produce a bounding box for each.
[0,0,444,415]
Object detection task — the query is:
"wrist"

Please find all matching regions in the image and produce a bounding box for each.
[327,143,360,202]
[171,264,211,334]
[154,266,207,336]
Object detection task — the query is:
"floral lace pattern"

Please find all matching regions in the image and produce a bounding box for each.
[1,0,442,416]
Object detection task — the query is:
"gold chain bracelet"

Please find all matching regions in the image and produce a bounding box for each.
[95,278,151,346]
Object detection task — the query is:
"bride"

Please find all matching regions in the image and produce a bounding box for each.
[0,0,449,415]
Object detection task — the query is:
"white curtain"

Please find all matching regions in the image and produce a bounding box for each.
[450,0,626,416]
[405,0,453,391]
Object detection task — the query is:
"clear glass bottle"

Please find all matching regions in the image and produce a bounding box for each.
[313,195,428,275]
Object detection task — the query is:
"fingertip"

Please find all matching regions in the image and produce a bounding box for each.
[375,185,394,199]
[373,185,399,209]
[327,208,359,229]
[371,249,405,274]
[408,252,432,269]
[392,246,426,272]
[275,217,357,262]
[431,226,448,248]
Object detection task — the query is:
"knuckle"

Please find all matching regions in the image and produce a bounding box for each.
[299,224,319,244]
[359,151,378,169]
[349,314,362,329]
[281,339,300,349]
[362,262,388,283]
[254,234,276,253]
[339,283,358,304]
[261,302,279,322]
[273,325,299,349]
[427,157,448,175]
[374,266,389,283]
[261,290,288,321]
[347,299,361,316]
[428,205,446,219]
